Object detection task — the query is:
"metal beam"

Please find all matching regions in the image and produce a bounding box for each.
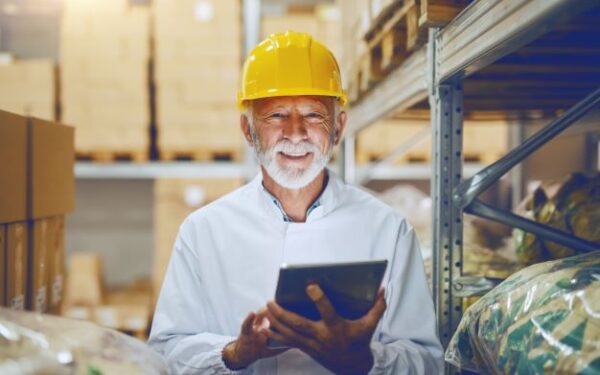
[436,0,594,84]
[243,0,261,181]
[75,162,248,179]
[465,199,599,253]
[345,47,428,137]
[340,135,356,184]
[509,119,527,209]
[431,80,464,349]
[454,87,600,209]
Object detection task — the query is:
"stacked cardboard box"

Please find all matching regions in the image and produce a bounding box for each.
[153,0,243,160]
[60,0,150,156]
[0,110,74,313]
[357,119,432,164]
[152,178,244,306]
[261,5,342,63]
[337,0,370,99]
[63,254,152,339]
[0,59,57,121]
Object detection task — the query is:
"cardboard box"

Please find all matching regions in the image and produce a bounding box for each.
[0,225,5,306]
[6,222,28,310]
[29,117,75,219]
[27,218,51,312]
[261,9,342,61]
[0,60,56,121]
[153,0,242,156]
[0,110,27,224]
[47,216,65,314]
[153,179,243,305]
[357,119,431,163]
[64,253,104,308]
[60,0,150,153]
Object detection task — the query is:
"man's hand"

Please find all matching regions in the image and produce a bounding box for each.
[266,284,387,375]
[222,311,288,370]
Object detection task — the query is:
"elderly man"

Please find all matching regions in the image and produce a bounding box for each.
[149,31,443,374]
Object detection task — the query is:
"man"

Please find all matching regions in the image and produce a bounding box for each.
[149,31,443,374]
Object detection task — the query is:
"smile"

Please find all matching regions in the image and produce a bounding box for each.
[279,151,311,159]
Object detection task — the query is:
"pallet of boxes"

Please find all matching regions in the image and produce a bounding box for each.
[63,252,153,340]
[153,0,244,161]
[152,178,244,308]
[60,0,150,162]
[0,57,57,121]
[0,110,74,314]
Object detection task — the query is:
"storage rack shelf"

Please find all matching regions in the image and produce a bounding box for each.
[340,0,600,371]
[74,162,486,181]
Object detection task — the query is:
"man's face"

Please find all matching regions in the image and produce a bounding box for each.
[242,96,346,190]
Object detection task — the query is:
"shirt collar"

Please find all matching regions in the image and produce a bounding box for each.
[252,168,342,223]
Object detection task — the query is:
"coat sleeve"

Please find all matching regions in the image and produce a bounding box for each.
[368,226,445,375]
[148,220,247,375]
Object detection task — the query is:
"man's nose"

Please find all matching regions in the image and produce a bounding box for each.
[282,115,309,143]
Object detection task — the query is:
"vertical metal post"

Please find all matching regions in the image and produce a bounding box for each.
[243,0,261,181]
[585,132,600,172]
[510,119,527,209]
[340,135,356,184]
[431,80,464,350]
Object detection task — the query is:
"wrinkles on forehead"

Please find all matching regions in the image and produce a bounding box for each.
[253,96,334,116]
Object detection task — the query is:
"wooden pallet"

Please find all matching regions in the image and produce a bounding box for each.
[160,149,244,162]
[76,150,148,163]
[351,0,425,99]
[419,0,473,28]
[349,0,472,103]
[357,150,504,165]
[356,151,430,165]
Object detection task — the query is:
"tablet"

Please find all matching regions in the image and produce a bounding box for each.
[274,259,388,321]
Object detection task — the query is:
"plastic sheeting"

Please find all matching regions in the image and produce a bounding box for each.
[515,173,600,265]
[446,250,600,374]
[0,308,166,375]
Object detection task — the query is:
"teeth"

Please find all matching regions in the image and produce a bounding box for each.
[282,152,308,157]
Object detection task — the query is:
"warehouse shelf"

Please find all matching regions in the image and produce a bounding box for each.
[345,47,428,136]
[340,0,600,368]
[357,162,484,182]
[75,161,486,181]
[75,162,249,179]
[435,0,592,84]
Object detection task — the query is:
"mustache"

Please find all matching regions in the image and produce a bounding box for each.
[271,140,319,154]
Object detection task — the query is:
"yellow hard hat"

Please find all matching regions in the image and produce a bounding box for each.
[238,31,347,109]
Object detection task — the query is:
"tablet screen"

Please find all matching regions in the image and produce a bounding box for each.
[274,260,388,321]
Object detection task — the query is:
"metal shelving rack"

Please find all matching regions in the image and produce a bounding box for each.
[74,161,488,181]
[341,0,600,365]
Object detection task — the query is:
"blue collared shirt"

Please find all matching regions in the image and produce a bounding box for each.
[261,173,329,222]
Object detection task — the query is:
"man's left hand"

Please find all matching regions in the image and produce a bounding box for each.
[266,284,387,375]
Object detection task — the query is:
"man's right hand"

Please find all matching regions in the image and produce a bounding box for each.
[222,311,287,370]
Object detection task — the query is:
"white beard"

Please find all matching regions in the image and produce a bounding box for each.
[254,137,334,190]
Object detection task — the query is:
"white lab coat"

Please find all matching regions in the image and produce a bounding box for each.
[149,171,444,374]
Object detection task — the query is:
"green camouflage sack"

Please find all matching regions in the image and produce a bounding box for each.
[446,250,600,374]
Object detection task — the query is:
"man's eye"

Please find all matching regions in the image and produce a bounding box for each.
[269,113,285,119]
[306,113,324,119]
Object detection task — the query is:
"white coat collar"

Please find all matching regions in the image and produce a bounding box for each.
[250,168,342,223]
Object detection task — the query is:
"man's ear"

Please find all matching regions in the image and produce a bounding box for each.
[240,114,254,146]
[334,111,347,146]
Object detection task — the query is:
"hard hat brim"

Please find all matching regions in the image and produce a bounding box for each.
[238,88,347,109]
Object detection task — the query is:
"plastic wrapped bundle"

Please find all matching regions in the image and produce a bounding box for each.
[0,308,166,375]
[515,173,600,265]
[446,250,600,374]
